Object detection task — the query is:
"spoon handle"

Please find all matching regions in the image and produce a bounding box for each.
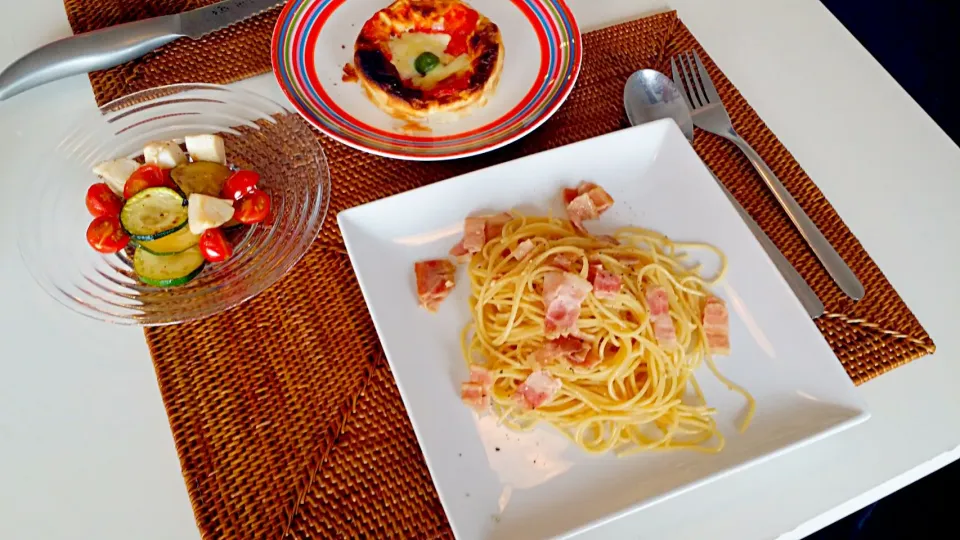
[724,131,864,301]
[708,168,824,319]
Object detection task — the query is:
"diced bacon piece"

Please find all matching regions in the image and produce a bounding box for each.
[646,286,670,316]
[448,240,471,264]
[543,272,592,308]
[585,185,614,214]
[566,192,598,233]
[531,337,602,369]
[461,382,490,412]
[565,181,601,200]
[590,265,622,299]
[542,272,592,338]
[646,286,678,349]
[451,213,513,261]
[512,239,535,260]
[544,300,579,339]
[652,315,678,349]
[462,217,487,253]
[469,364,494,389]
[461,365,494,413]
[485,212,513,239]
[513,371,562,410]
[531,336,589,366]
[414,259,457,312]
[563,182,615,233]
[546,253,575,272]
[702,296,731,356]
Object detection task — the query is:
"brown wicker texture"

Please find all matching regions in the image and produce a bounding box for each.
[60,3,935,538]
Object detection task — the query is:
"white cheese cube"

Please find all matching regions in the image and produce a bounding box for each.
[92,158,140,196]
[188,193,235,235]
[185,134,226,165]
[143,141,187,169]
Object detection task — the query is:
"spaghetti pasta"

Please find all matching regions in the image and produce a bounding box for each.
[458,212,754,456]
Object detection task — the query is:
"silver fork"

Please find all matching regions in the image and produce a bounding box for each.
[671,51,864,301]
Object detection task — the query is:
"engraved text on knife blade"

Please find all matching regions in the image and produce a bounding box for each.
[180,0,285,39]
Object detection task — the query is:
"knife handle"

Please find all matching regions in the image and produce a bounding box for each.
[0,16,184,101]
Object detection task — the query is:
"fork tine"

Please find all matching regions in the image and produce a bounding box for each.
[693,50,721,104]
[670,57,693,111]
[679,52,703,107]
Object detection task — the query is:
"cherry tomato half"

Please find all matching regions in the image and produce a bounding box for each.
[198,228,232,263]
[220,170,260,201]
[123,164,169,199]
[85,182,124,217]
[86,216,130,254]
[234,189,271,224]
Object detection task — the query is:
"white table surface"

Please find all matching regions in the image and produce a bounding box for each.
[2,1,959,539]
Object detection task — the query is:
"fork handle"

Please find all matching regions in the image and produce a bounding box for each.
[724,130,865,300]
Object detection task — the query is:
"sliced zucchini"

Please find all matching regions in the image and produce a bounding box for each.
[134,245,205,287]
[121,187,189,241]
[137,226,200,256]
[170,161,232,197]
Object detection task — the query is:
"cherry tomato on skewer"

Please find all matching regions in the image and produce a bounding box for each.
[86,216,130,254]
[123,164,170,199]
[234,189,271,224]
[198,228,233,263]
[220,170,260,201]
[85,183,123,217]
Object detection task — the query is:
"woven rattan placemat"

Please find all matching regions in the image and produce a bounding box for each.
[62,2,935,538]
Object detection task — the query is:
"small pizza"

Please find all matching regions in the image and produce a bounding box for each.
[353,0,504,120]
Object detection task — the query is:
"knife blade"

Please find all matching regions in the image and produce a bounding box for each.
[181,0,285,39]
[707,167,825,319]
[0,0,284,101]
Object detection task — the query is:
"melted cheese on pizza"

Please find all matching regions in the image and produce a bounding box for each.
[387,32,452,80]
[386,31,471,89]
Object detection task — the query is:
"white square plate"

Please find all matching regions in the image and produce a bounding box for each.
[338,120,869,540]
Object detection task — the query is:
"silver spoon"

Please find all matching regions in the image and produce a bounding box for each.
[623,69,824,319]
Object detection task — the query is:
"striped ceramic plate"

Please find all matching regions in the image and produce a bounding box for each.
[271,0,581,160]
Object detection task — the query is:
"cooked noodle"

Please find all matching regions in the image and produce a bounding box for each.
[460,212,754,455]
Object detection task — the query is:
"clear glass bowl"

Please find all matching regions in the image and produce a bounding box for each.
[18,84,331,325]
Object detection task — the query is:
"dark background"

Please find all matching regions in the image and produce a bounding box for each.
[809,1,957,538]
[820,0,960,143]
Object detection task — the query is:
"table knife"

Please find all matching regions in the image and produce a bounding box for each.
[0,0,284,101]
[707,168,825,318]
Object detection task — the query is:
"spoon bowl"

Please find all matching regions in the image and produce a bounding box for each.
[623,69,694,140]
